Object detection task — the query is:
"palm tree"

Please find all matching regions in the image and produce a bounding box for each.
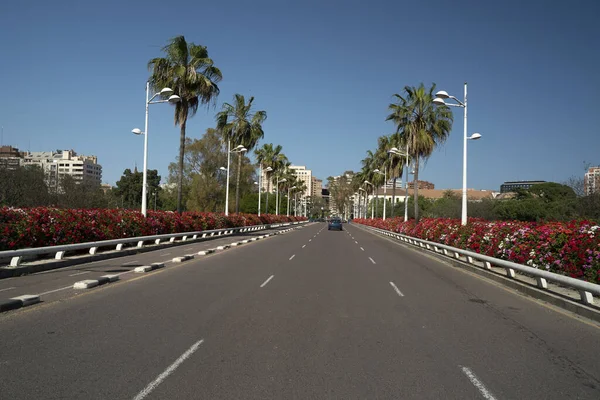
[254,143,287,214]
[386,83,453,222]
[148,35,223,213]
[216,94,267,213]
[385,132,407,217]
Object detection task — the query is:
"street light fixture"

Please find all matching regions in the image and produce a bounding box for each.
[433,82,482,225]
[275,177,286,215]
[132,82,180,217]
[224,143,246,215]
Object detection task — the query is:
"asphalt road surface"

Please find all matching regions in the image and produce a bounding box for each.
[1,222,599,399]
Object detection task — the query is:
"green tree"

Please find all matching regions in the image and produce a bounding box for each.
[216,94,267,213]
[113,168,161,210]
[255,143,288,214]
[0,165,50,207]
[387,83,453,222]
[148,35,223,213]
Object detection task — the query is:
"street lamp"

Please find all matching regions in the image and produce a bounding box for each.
[287,186,296,216]
[374,168,386,220]
[260,166,273,216]
[364,180,374,219]
[388,147,409,222]
[358,188,367,219]
[433,83,482,225]
[225,144,246,215]
[132,84,180,217]
[275,177,286,215]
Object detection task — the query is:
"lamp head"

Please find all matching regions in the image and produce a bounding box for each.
[132,128,143,135]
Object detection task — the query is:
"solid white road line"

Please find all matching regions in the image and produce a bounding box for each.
[133,339,205,400]
[360,247,365,251]
[302,245,306,248]
[39,285,72,296]
[160,252,171,256]
[389,281,404,297]
[68,271,90,277]
[122,260,140,266]
[0,287,15,293]
[115,270,136,277]
[369,257,376,264]
[260,275,275,288]
[289,255,295,260]
[460,366,497,400]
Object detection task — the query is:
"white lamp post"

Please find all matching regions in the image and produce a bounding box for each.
[132,83,180,217]
[260,166,273,215]
[364,181,374,219]
[374,169,386,219]
[388,147,409,221]
[287,186,296,216]
[433,83,482,225]
[225,143,246,215]
[275,177,286,215]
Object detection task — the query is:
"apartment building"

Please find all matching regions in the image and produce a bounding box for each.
[584,167,600,195]
[311,177,322,199]
[500,180,546,193]
[0,145,24,170]
[21,149,102,187]
[288,165,312,197]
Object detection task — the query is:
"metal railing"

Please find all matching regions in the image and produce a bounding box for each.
[360,224,600,306]
[2,221,307,267]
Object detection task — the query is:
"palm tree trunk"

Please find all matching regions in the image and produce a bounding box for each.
[414,157,420,222]
[391,177,397,217]
[176,120,187,213]
[235,153,242,213]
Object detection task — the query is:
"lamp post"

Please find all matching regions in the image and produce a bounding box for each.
[374,169,385,220]
[261,166,273,215]
[359,187,366,218]
[433,83,482,225]
[364,181,374,219]
[388,147,409,222]
[132,83,181,217]
[225,143,247,215]
[275,177,286,215]
[287,186,296,216]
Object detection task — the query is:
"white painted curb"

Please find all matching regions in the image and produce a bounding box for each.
[73,280,99,289]
[11,294,40,306]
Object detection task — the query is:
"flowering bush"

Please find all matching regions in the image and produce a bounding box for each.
[0,207,306,251]
[354,217,600,284]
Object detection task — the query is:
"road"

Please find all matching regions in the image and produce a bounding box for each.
[1,222,599,399]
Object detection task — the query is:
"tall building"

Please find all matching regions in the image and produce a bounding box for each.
[500,180,546,193]
[288,165,312,197]
[311,177,322,199]
[0,145,24,170]
[21,150,102,187]
[584,167,600,195]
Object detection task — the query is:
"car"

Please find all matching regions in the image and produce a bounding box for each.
[328,218,343,231]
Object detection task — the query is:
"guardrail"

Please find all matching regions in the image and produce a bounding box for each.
[1,221,307,267]
[360,224,600,306]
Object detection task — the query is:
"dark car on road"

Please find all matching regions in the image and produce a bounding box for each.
[328,217,343,231]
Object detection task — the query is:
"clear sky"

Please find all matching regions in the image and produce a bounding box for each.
[1,0,598,191]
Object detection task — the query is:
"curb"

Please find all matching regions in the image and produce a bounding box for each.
[198,249,215,256]
[73,274,120,289]
[0,294,40,312]
[357,224,600,324]
[173,255,194,263]
[134,263,165,273]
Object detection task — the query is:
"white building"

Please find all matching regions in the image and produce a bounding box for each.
[22,150,102,188]
[585,167,600,196]
[260,165,315,197]
[288,165,313,197]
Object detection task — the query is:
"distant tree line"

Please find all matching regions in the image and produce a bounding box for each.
[369,182,600,222]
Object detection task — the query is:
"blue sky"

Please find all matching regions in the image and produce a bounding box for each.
[1,0,598,191]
